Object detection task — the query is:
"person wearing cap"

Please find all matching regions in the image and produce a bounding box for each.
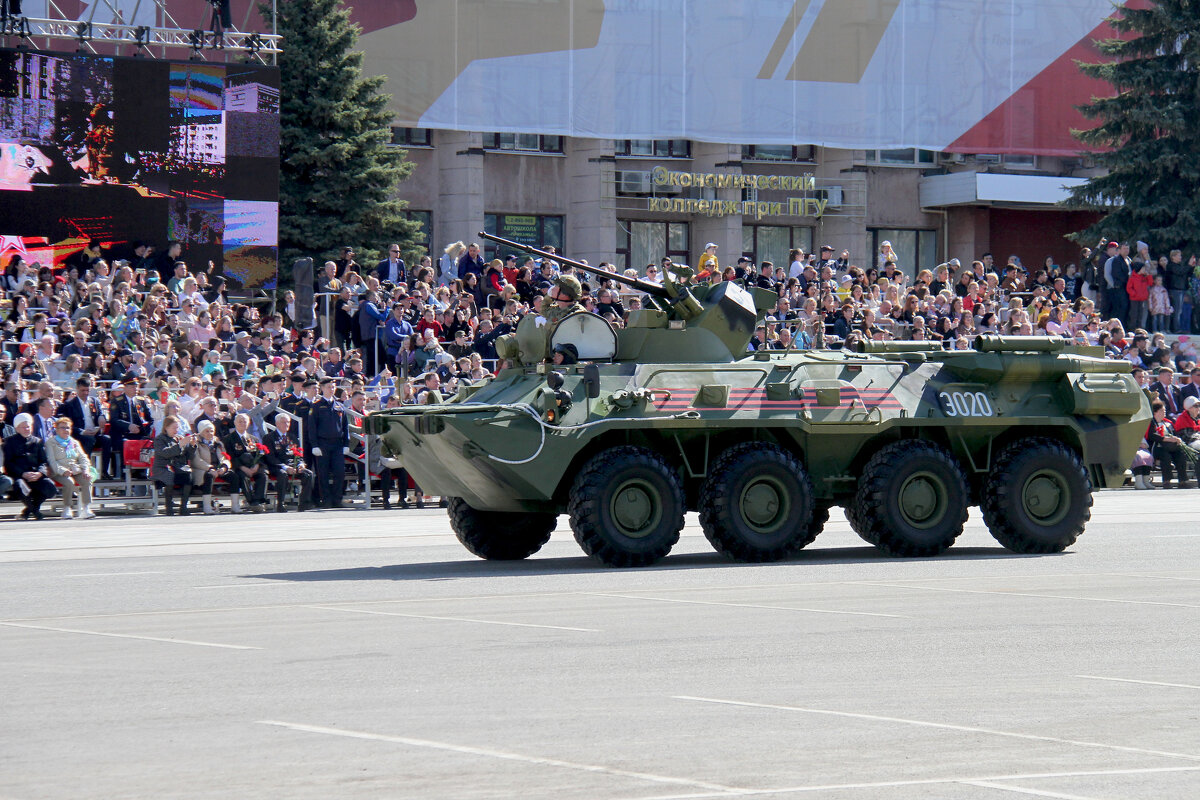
[4,412,57,520]
[306,377,350,508]
[697,243,719,279]
[110,374,154,461]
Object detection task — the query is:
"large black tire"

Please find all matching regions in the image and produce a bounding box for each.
[852,441,969,557]
[806,503,832,546]
[568,446,684,567]
[448,497,557,560]
[698,443,816,562]
[981,438,1092,553]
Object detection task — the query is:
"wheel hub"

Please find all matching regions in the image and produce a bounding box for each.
[610,479,660,538]
[898,472,947,529]
[1022,471,1068,524]
[740,477,788,532]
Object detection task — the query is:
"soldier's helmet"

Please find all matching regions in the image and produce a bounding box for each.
[555,274,583,302]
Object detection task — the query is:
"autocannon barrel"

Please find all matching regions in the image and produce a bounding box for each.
[973,335,1067,353]
[479,231,670,298]
[856,340,947,354]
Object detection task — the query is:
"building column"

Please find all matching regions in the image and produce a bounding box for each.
[567,138,616,267]
[436,130,485,248]
[689,142,742,268]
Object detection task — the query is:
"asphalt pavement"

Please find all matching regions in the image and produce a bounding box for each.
[1,491,1198,800]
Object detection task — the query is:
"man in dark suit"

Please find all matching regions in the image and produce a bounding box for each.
[263,413,314,512]
[1181,367,1200,405]
[375,243,406,285]
[109,376,155,470]
[1149,366,1182,417]
[223,412,269,512]
[56,376,112,477]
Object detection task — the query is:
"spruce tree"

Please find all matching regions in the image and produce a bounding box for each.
[273,0,425,268]
[1064,1,1200,253]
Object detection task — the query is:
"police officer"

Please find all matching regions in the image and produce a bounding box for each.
[306,378,349,509]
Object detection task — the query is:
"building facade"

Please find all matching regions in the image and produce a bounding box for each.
[391,129,1103,275]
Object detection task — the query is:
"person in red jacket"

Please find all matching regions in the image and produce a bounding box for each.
[1126,262,1153,331]
[1174,395,1200,486]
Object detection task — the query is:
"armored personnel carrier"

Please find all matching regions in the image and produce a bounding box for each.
[367,233,1150,567]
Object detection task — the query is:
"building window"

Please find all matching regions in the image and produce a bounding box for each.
[483,214,564,261]
[871,229,938,273]
[402,210,432,257]
[390,127,432,147]
[741,144,814,162]
[864,148,937,167]
[615,220,689,272]
[482,133,563,154]
[741,225,813,271]
[615,139,691,159]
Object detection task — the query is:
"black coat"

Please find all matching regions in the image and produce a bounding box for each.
[3,433,48,478]
[110,393,154,440]
[56,395,106,436]
[263,428,301,472]
[223,430,263,470]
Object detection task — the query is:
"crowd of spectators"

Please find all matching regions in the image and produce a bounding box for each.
[2,231,1199,520]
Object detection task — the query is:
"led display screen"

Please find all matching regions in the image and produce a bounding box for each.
[0,47,280,289]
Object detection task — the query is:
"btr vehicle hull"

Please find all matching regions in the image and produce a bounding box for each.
[367,233,1149,567]
[370,340,1149,567]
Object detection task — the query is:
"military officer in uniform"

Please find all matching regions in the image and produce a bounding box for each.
[306,378,349,509]
[263,412,314,512]
[223,412,269,512]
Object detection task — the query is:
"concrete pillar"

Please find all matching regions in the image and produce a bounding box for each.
[689,142,742,267]
[436,130,485,247]
[566,138,616,267]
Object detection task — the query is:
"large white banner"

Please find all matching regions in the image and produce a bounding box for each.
[353,0,1119,154]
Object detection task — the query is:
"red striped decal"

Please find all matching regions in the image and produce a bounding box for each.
[649,387,902,412]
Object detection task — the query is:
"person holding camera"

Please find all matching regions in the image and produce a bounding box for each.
[189,419,228,515]
[152,414,195,515]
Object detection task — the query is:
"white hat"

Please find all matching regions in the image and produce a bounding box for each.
[704,242,718,250]
[13,413,33,429]
[881,240,892,247]
[1185,396,1199,410]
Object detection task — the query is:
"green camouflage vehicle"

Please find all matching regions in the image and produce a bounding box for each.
[367,233,1151,567]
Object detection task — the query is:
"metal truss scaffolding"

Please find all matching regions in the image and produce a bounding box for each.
[1,0,282,62]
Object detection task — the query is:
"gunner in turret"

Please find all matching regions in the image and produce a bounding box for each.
[545,275,586,329]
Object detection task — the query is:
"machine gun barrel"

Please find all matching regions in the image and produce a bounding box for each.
[478,231,670,298]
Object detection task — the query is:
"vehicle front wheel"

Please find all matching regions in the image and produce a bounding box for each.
[568,446,684,567]
[448,497,557,560]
